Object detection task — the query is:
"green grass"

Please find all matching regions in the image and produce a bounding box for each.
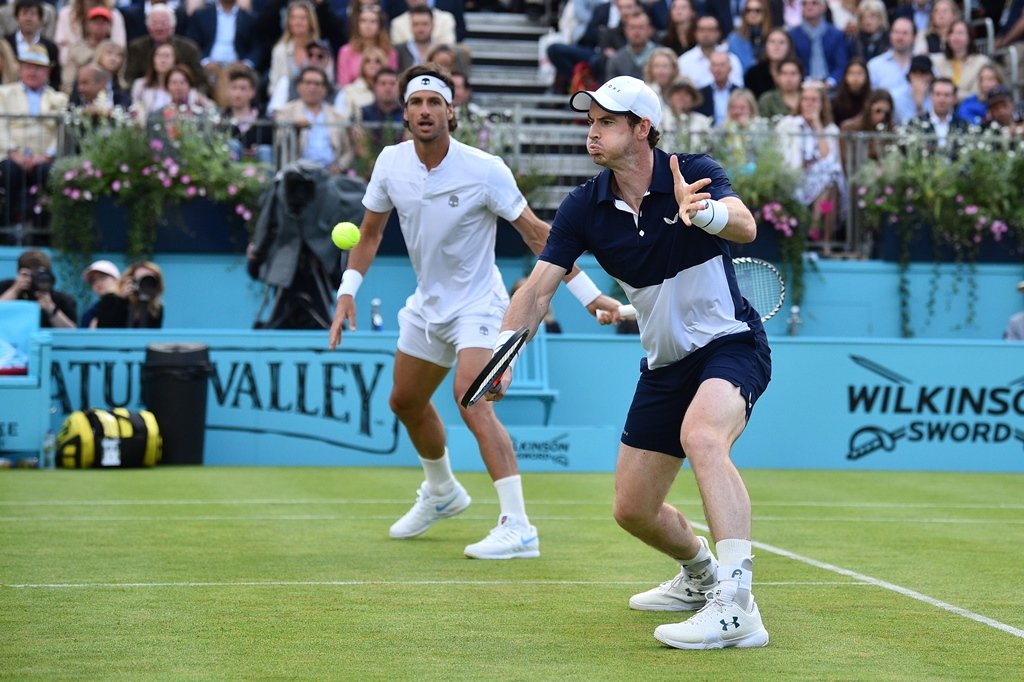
[1,467,1022,681]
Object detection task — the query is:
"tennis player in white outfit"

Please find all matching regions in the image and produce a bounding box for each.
[328,64,620,559]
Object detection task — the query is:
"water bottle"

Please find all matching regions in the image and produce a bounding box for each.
[370,297,383,331]
[41,428,56,469]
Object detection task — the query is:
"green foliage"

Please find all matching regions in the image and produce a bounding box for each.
[48,107,271,271]
[853,125,1024,336]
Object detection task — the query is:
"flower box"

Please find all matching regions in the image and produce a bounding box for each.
[95,197,249,253]
[874,220,1024,263]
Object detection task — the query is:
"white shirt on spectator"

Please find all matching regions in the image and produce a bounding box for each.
[678,47,744,89]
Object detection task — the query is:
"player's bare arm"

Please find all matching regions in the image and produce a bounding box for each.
[669,155,756,243]
[328,209,390,350]
[510,207,621,319]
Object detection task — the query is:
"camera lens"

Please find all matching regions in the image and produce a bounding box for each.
[136,274,159,299]
[29,268,55,294]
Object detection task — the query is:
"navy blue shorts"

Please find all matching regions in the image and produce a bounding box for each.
[621,331,772,459]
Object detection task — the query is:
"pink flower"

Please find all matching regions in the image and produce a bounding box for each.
[242,166,256,177]
[884,186,893,195]
[119,164,130,173]
[955,194,963,203]
[70,189,81,200]
[235,204,245,215]
[242,210,252,221]
[186,186,197,196]
[181,174,190,184]
[150,139,164,151]
[227,185,238,195]
[112,180,121,192]
[161,178,172,188]
[142,167,152,176]
[63,170,76,181]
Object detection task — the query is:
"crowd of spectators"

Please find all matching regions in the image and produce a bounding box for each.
[0,0,1023,253]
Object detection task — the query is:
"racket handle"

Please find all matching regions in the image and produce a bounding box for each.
[597,304,637,322]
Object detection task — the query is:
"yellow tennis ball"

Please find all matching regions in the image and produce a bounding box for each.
[332,222,360,250]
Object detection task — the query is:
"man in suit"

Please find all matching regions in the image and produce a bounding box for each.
[125,4,206,92]
[385,0,465,43]
[70,62,132,110]
[908,76,968,152]
[395,4,434,74]
[0,0,56,41]
[695,49,736,124]
[787,0,847,89]
[273,65,353,174]
[186,0,262,107]
[0,43,68,225]
[4,0,59,90]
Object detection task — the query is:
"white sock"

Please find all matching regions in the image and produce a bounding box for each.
[420,449,455,496]
[494,475,528,525]
[716,538,754,611]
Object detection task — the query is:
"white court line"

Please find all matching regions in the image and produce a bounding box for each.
[2,498,1023,511]
[4,579,865,590]
[689,522,1024,640]
[2,514,1021,525]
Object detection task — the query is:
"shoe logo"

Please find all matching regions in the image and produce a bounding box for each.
[435,498,457,513]
[684,587,698,597]
[521,535,538,546]
[731,569,744,578]
[663,213,679,224]
[720,617,740,631]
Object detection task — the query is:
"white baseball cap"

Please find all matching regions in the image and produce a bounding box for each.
[569,76,662,129]
[82,259,121,283]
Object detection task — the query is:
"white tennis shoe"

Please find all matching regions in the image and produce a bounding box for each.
[629,536,719,611]
[464,514,540,559]
[653,590,769,650]
[389,481,471,539]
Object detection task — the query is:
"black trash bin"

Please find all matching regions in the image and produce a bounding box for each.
[141,343,212,465]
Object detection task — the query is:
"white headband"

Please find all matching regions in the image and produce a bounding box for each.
[403,75,453,104]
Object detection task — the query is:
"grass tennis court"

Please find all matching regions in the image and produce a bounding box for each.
[2,466,1021,680]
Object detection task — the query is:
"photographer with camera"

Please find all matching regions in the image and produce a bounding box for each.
[0,249,77,328]
[93,261,165,328]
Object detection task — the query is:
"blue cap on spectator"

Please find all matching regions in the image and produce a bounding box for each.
[986,85,1013,104]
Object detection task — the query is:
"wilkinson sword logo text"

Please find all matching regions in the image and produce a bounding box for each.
[845,355,1024,460]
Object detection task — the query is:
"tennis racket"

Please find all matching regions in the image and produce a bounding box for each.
[602,257,786,323]
[460,327,530,409]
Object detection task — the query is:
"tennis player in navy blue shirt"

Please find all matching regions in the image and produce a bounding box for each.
[489,76,773,650]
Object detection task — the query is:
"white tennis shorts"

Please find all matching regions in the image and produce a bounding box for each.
[396,305,502,368]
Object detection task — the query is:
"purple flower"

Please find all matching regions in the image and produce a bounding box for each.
[965,205,978,215]
[112,180,121,192]
[70,189,81,200]
[161,178,172,188]
[119,164,130,173]
[186,186,197,196]
[235,204,245,215]
[181,174,190,184]
[242,210,252,221]
[150,139,164,151]
[884,186,893,195]
[63,170,76,181]
[227,185,238,195]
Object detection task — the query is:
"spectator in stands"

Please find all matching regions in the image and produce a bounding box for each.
[689,0,733,37]
[125,5,205,94]
[846,0,889,63]
[353,65,404,162]
[0,249,77,328]
[678,15,743,89]
[395,4,434,73]
[340,45,387,120]
[723,87,760,130]
[274,65,354,173]
[186,0,263,108]
[867,16,915,95]
[451,70,486,123]
[546,0,638,94]
[70,62,130,111]
[0,0,55,43]
[79,259,120,328]
[779,0,804,29]
[907,76,968,151]
[892,0,932,35]
[93,260,165,328]
[695,49,737,125]
[1004,281,1024,341]
[5,0,60,90]
[660,76,713,145]
[267,0,324,97]
[130,40,176,115]
[727,0,770,74]
[223,66,274,164]
[607,9,657,79]
[0,45,67,227]
[894,53,934,123]
[659,0,697,56]
[93,38,127,91]
[955,62,1006,125]
[336,4,397,87]
[0,35,17,84]
[644,46,681,106]
[160,63,211,113]
[424,42,469,75]
[788,0,847,89]
[389,0,458,47]
[914,0,958,56]
[994,0,1024,52]
[777,81,844,255]
[830,57,870,125]
[744,26,794,99]
[826,0,859,36]
[931,19,990,102]
[983,84,1023,134]
[838,87,895,165]
[757,55,802,118]
[54,0,126,67]
[268,38,336,115]
[61,5,113,94]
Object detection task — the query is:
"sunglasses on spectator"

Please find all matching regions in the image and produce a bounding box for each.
[745,6,764,13]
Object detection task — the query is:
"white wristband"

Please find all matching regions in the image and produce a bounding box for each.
[337,269,363,299]
[566,272,601,307]
[691,199,729,235]
[493,329,519,376]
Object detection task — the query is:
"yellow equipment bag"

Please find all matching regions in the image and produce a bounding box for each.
[56,408,162,468]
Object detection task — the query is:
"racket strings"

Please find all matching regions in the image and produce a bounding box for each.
[734,259,785,321]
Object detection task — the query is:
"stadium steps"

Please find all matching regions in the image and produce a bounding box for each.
[464,11,548,95]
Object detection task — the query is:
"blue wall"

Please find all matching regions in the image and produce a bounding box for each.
[1,248,1022,338]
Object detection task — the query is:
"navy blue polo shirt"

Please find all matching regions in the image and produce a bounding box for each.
[541,147,763,369]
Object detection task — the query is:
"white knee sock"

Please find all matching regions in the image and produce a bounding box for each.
[716,538,754,611]
[494,475,528,525]
[420,449,455,496]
